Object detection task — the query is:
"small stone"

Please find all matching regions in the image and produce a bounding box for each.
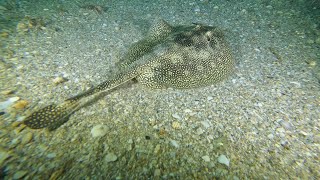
[0,5,8,11]
[1,90,14,95]
[13,170,28,179]
[196,128,204,135]
[276,127,285,133]
[154,144,160,154]
[172,113,181,120]
[306,39,314,44]
[12,100,29,109]
[0,97,20,110]
[154,169,161,176]
[267,134,274,139]
[299,131,308,136]
[14,124,26,134]
[202,155,210,162]
[11,121,21,127]
[307,60,317,67]
[315,37,320,45]
[170,139,179,148]
[172,121,181,129]
[207,96,213,101]
[47,153,56,159]
[91,125,108,138]
[201,120,211,128]
[21,132,33,144]
[105,153,117,162]
[0,31,9,38]
[52,76,68,85]
[50,169,64,180]
[0,150,10,165]
[218,155,230,167]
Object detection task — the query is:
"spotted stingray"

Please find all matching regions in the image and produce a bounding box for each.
[23,19,234,130]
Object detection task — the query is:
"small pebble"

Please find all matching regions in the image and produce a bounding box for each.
[202,155,210,162]
[154,169,161,176]
[170,139,179,148]
[1,90,14,95]
[0,150,10,165]
[91,125,108,138]
[13,170,28,179]
[11,121,21,127]
[307,60,317,67]
[196,128,204,135]
[21,132,33,144]
[52,76,68,85]
[172,113,182,120]
[201,120,211,128]
[218,155,230,167]
[47,153,56,159]
[172,121,181,129]
[12,100,29,109]
[14,124,26,134]
[0,97,20,110]
[105,153,117,162]
[154,144,160,154]
[267,134,274,139]
[315,37,320,45]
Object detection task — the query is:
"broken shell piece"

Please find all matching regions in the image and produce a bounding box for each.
[12,100,29,109]
[52,77,68,85]
[0,97,20,110]
[218,154,230,167]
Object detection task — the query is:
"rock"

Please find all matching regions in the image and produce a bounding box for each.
[202,155,210,162]
[201,120,211,128]
[171,121,181,129]
[170,139,179,148]
[47,153,56,159]
[13,170,28,179]
[207,96,213,101]
[196,128,204,135]
[0,150,10,165]
[154,169,161,176]
[105,153,117,163]
[91,125,108,138]
[0,97,20,110]
[267,134,274,139]
[218,155,230,167]
[172,113,182,120]
[316,37,320,45]
[154,144,160,154]
[12,100,29,109]
[21,132,33,144]
[1,90,14,95]
[52,76,68,85]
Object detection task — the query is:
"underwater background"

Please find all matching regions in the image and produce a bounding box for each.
[0,0,319,179]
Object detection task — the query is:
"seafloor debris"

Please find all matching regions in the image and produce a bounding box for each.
[16,16,48,34]
[52,76,68,85]
[12,100,29,109]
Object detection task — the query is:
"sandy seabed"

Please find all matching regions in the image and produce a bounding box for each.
[0,0,319,179]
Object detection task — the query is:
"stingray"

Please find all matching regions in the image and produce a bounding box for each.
[23,19,234,130]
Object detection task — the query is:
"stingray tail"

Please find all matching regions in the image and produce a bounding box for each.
[23,64,142,130]
[23,99,80,130]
